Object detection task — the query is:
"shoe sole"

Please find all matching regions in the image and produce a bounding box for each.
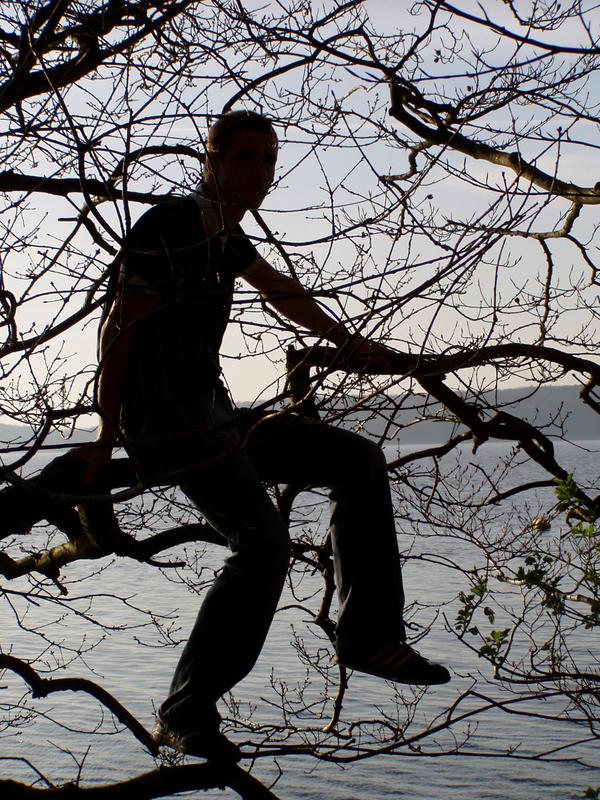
[335,654,450,686]
[152,722,241,762]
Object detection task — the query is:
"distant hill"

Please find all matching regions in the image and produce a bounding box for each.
[0,423,94,458]
[0,385,598,455]
[331,384,600,443]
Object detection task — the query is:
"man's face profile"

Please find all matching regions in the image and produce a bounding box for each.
[208,128,278,211]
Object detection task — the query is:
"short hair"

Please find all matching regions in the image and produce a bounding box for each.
[206,110,278,157]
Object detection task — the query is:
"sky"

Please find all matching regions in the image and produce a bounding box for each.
[1,0,599,433]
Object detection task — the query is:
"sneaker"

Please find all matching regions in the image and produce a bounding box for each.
[336,641,450,686]
[152,717,241,763]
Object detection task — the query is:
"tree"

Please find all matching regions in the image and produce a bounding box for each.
[1,1,599,797]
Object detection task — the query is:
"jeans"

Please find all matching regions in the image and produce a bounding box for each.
[133,393,406,733]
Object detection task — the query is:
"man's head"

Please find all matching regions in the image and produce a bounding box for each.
[203,110,278,214]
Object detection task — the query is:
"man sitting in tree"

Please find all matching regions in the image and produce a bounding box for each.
[90,110,450,762]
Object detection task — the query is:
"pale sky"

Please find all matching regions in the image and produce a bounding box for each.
[1,0,598,432]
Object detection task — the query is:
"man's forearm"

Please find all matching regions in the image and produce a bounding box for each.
[260,273,400,369]
[256,273,352,344]
[95,284,158,445]
[95,316,132,445]
[243,257,356,343]
[271,294,351,343]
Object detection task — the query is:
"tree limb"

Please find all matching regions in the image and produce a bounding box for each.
[0,653,157,755]
[389,80,600,205]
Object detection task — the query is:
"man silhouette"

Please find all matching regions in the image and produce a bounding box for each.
[91,110,449,761]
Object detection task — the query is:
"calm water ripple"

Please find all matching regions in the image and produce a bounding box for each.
[1,440,599,798]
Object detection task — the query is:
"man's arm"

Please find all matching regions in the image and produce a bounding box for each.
[242,257,353,346]
[242,257,395,366]
[94,283,158,448]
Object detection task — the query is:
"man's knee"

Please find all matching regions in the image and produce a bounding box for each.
[352,434,388,474]
[265,514,292,568]
[243,510,291,573]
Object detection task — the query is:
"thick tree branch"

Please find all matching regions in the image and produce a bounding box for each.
[286,344,598,505]
[389,81,600,204]
[0,1,201,114]
[0,653,157,755]
[0,762,281,800]
[0,170,172,204]
[432,1,600,56]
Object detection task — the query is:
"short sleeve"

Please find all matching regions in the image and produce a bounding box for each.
[122,200,191,291]
[227,224,258,275]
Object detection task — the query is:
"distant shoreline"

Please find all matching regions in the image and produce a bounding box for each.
[1,384,598,451]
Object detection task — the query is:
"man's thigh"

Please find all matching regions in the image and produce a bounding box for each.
[244,410,381,487]
[163,398,286,548]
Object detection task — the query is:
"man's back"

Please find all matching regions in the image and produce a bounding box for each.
[119,195,257,439]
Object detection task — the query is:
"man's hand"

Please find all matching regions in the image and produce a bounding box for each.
[83,441,114,486]
[63,440,113,487]
[243,258,400,373]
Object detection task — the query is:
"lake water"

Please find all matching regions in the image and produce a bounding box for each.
[1,439,600,798]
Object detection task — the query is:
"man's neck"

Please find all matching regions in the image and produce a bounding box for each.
[201,182,246,231]
[218,203,246,231]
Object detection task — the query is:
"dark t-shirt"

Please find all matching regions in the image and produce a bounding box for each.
[119,195,257,437]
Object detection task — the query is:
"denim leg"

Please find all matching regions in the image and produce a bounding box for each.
[247,412,406,651]
[152,398,291,733]
[151,402,404,732]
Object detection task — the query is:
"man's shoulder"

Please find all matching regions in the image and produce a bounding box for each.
[122,196,204,285]
[228,222,257,257]
[131,195,200,237]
